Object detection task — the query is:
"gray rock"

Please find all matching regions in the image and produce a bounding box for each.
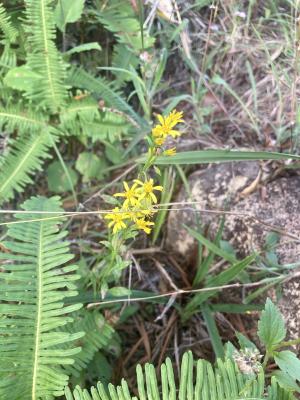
[166,161,261,264]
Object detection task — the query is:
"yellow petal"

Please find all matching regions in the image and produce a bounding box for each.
[169,130,181,138]
[150,192,157,203]
[157,114,164,125]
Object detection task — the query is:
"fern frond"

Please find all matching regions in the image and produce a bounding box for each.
[59,97,100,136]
[112,43,139,87]
[24,0,68,112]
[65,351,285,400]
[0,132,53,205]
[88,111,130,142]
[0,44,17,73]
[0,103,48,134]
[94,0,154,52]
[268,377,295,400]
[0,196,83,399]
[59,98,130,140]
[67,67,147,129]
[0,4,18,43]
[62,311,114,378]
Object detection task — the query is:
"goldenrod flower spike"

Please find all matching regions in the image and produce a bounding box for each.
[135,218,154,234]
[134,178,163,204]
[104,207,128,234]
[114,181,140,207]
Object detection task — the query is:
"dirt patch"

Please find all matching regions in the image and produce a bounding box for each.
[167,165,300,346]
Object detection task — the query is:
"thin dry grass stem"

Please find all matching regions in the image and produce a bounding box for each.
[134,316,152,360]
[151,257,178,291]
[1,201,299,243]
[130,253,143,280]
[155,310,177,369]
[130,247,162,254]
[154,294,177,322]
[167,254,191,287]
[83,164,137,205]
[87,272,300,309]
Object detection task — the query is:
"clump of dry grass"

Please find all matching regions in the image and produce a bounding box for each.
[155,1,300,150]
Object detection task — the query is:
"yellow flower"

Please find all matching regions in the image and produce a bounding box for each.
[135,218,154,234]
[164,109,184,127]
[140,207,156,218]
[154,137,166,146]
[134,178,163,204]
[163,147,176,156]
[124,208,142,222]
[151,109,184,141]
[104,207,128,234]
[114,181,140,207]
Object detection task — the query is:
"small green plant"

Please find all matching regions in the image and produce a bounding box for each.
[64,299,300,400]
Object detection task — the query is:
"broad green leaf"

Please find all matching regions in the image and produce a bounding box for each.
[236,332,258,351]
[105,143,124,164]
[55,0,85,32]
[4,64,41,92]
[65,42,102,56]
[153,150,300,165]
[273,370,300,392]
[47,160,78,193]
[258,298,286,350]
[275,351,300,382]
[75,152,106,182]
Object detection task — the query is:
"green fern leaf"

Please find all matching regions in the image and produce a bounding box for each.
[62,311,114,378]
[93,0,154,51]
[0,4,18,43]
[64,351,289,400]
[59,97,100,136]
[59,98,130,140]
[24,0,68,112]
[112,43,139,87]
[0,103,48,134]
[0,196,84,399]
[67,67,147,129]
[0,132,53,205]
[268,377,296,400]
[0,44,17,74]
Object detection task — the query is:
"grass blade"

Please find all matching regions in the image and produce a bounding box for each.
[183,255,255,320]
[202,303,224,359]
[154,150,300,165]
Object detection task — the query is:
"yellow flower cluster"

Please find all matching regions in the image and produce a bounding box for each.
[104,109,184,235]
[152,109,184,153]
[104,178,163,234]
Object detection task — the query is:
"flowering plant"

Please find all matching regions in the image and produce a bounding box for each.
[104,109,184,235]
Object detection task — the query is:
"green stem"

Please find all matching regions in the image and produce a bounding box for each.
[274,337,300,349]
[262,351,269,369]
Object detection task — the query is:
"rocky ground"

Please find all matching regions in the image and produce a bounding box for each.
[166,161,300,346]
